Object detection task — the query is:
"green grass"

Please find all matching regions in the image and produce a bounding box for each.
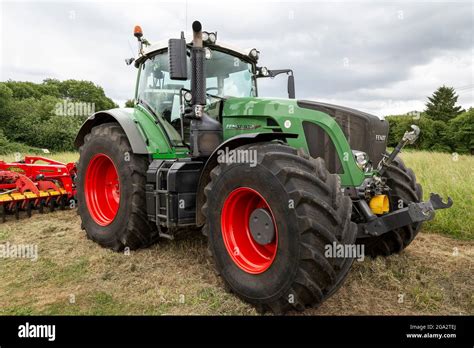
[1,151,78,164]
[399,151,473,240]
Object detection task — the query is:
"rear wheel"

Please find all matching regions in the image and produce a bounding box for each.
[358,155,423,257]
[202,142,357,314]
[77,122,157,251]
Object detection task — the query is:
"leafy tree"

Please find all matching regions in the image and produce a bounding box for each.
[448,108,474,154]
[0,83,13,126]
[125,99,135,108]
[4,80,43,100]
[425,86,464,122]
[0,79,118,152]
[385,114,414,147]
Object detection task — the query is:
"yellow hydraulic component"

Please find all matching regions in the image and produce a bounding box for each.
[369,194,390,215]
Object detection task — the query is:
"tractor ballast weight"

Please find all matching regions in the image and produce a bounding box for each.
[74,20,453,314]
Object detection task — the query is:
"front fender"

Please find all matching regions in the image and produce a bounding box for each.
[74,108,149,154]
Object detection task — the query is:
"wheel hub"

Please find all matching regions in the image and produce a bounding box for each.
[249,208,275,245]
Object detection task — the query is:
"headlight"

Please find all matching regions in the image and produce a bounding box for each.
[183,91,192,103]
[204,47,212,60]
[259,66,269,77]
[208,32,217,44]
[249,48,259,60]
[352,150,371,172]
[202,31,217,44]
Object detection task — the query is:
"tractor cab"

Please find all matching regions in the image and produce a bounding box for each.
[130,28,295,149]
[134,43,258,144]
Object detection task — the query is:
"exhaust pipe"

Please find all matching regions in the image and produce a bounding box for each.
[191,21,206,109]
[188,21,222,157]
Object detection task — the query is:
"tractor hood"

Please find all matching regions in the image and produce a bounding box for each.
[297,100,389,166]
[220,97,389,166]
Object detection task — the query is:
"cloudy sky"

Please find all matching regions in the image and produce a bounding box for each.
[1,0,473,117]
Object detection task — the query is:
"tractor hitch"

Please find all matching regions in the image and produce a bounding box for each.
[357,193,453,238]
[377,124,420,176]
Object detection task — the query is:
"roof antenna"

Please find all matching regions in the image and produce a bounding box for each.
[185,0,188,32]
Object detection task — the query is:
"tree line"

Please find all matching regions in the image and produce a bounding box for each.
[0,79,116,154]
[386,86,473,154]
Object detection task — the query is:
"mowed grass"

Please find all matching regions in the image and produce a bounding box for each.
[0,210,472,315]
[0,150,472,315]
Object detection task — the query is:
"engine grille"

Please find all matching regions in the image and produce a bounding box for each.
[303,121,343,174]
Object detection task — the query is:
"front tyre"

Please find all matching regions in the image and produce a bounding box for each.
[77,122,157,251]
[202,142,357,314]
[358,155,423,257]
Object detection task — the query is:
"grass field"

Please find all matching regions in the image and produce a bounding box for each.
[0,150,472,315]
[399,150,473,240]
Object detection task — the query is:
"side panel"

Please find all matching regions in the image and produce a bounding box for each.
[222,97,366,187]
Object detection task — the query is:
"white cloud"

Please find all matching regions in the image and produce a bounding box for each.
[1,0,472,115]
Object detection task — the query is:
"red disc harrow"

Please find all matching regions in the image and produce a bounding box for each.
[0,156,77,222]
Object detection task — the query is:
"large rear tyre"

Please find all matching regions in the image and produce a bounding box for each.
[202,142,357,314]
[357,155,423,257]
[77,122,157,251]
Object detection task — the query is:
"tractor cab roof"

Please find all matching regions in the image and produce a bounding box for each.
[135,40,256,66]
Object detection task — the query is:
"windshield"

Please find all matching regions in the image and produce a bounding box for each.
[136,48,256,144]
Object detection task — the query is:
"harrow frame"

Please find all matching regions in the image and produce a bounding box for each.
[0,156,77,222]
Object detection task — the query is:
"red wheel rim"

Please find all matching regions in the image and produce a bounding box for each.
[85,154,120,226]
[221,187,278,274]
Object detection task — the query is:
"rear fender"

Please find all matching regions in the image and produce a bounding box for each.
[74,109,149,154]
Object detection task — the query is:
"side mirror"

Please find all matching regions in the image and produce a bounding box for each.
[168,32,188,81]
[288,74,295,99]
[258,68,296,99]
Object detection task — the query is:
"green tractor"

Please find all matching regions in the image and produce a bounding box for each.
[75,21,452,314]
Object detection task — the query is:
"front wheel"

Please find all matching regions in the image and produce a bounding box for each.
[357,155,423,257]
[77,122,157,251]
[202,142,357,314]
